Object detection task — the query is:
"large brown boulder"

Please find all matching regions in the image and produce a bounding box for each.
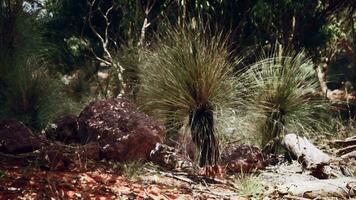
[78,98,165,162]
[0,120,41,154]
[221,144,266,173]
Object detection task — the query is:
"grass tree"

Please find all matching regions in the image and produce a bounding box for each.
[139,25,240,166]
[0,1,78,131]
[243,47,329,153]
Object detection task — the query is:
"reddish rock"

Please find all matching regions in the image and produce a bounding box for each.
[45,115,79,144]
[0,120,41,154]
[78,98,165,162]
[149,143,193,171]
[221,144,266,173]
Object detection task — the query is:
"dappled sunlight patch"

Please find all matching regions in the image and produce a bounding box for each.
[0,162,193,199]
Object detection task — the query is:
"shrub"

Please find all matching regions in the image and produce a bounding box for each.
[0,3,78,131]
[242,46,329,153]
[0,58,76,131]
[138,24,240,166]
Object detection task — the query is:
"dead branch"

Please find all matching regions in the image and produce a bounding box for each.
[341,151,356,159]
[87,0,126,95]
[332,136,356,147]
[337,144,356,156]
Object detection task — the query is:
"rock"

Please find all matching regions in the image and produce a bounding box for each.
[0,120,41,154]
[149,143,193,171]
[78,98,165,162]
[45,115,79,144]
[221,144,266,173]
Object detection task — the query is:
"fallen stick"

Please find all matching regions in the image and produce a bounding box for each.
[332,136,356,147]
[341,151,356,159]
[337,144,356,156]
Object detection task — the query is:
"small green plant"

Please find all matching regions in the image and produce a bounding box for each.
[139,23,241,166]
[120,160,145,181]
[242,46,329,153]
[235,174,263,198]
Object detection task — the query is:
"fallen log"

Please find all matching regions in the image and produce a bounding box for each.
[277,177,356,199]
[281,134,330,169]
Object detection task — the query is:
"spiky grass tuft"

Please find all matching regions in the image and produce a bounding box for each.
[139,24,240,166]
[242,46,329,153]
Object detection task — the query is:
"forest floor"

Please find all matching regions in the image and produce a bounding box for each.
[0,136,356,199]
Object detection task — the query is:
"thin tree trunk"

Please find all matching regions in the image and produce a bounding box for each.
[316,65,330,97]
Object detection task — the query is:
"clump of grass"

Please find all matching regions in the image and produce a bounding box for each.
[138,24,241,166]
[234,174,263,198]
[120,160,145,181]
[0,58,77,131]
[242,46,329,153]
[0,4,79,131]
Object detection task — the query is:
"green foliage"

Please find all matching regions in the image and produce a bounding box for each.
[0,1,79,131]
[242,46,329,152]
[139,24,240,166]
[234,174,263,198]
[0,60,69,130]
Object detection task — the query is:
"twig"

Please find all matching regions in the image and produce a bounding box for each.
[145,168,195,184]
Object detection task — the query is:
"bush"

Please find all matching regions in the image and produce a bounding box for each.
[0,58,76,131]
[0,3,79,131]
[242,46,329,153]
[138,24,240,166]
